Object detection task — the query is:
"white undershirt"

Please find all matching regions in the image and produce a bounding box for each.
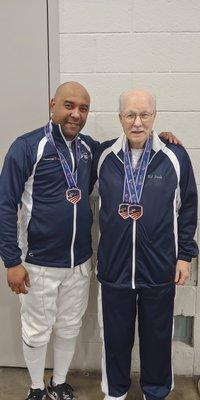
[131,148,143,169]
[59,125,75,172]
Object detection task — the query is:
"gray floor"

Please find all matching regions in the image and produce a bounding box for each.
[0,368,199,400]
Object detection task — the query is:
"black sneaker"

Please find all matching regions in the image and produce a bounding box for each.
[26,387,47,400]
[47,377,75,400]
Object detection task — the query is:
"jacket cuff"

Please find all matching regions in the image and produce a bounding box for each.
[178,254,192,263]
[4,258,22,268]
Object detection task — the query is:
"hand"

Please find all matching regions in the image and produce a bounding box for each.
[174,260,190,285]
[7,264,30,294]
[159,131,182,145]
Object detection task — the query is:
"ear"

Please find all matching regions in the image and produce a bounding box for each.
[50,97,55,112]
[119,113,123,124]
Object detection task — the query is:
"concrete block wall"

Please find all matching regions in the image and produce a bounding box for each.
[59,0,200,374]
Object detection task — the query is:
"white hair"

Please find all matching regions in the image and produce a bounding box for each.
[119,89,156,112]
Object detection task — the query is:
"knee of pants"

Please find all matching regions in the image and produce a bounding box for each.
[53,321,82,339]
[22,324,52,348]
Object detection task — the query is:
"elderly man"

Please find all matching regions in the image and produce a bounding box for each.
[93,89,198,400]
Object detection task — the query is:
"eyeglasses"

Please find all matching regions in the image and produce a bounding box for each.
[121,111,155,123]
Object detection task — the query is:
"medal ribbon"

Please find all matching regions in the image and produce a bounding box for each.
[44,122,81,189]
[123,135,152,204]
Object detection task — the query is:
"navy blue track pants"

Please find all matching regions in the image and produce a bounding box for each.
[101,283,175,400]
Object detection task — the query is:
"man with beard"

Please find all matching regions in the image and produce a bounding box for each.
[0,82,99,400]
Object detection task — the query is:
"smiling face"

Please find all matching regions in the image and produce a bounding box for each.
[119,90,156,148]
[50,82,90,139]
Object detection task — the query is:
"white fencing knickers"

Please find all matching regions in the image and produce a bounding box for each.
[19,259,92,347]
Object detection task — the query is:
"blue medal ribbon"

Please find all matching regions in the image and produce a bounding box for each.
[44,122,81,190]
[123,135,152,205]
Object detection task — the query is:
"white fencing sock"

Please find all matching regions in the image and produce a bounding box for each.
[52,336,77,385]
[23,341,47,390]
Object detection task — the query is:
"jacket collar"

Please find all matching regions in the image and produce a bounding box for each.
[111,130,166,159]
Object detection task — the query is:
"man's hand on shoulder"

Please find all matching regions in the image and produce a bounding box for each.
[7,264,30,294]
[175,260,190,285]
[159,132,182,145]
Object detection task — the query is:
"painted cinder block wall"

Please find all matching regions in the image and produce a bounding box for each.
[58,0,200,374]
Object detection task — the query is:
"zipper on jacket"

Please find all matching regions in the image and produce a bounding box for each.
[59,127,76,267]
[132,220,136,289]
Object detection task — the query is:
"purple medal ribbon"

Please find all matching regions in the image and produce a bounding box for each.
[44,122,82,204]
[118,135,152,220]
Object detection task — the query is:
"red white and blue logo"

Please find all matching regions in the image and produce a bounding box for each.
[129,204,143,220]
[118,203,130,219]
[66,188,82,204]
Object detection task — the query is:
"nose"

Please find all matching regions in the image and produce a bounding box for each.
[133,115,142,127]
[70,107,80,119]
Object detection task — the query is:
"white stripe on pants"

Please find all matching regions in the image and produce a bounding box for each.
[98,284,127,400]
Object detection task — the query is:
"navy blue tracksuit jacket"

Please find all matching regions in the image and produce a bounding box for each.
[0,123,99,268]
[93,132,198,289]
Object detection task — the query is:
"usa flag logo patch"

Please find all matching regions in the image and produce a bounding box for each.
[129,204,143,220]
[66,188,82,204]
